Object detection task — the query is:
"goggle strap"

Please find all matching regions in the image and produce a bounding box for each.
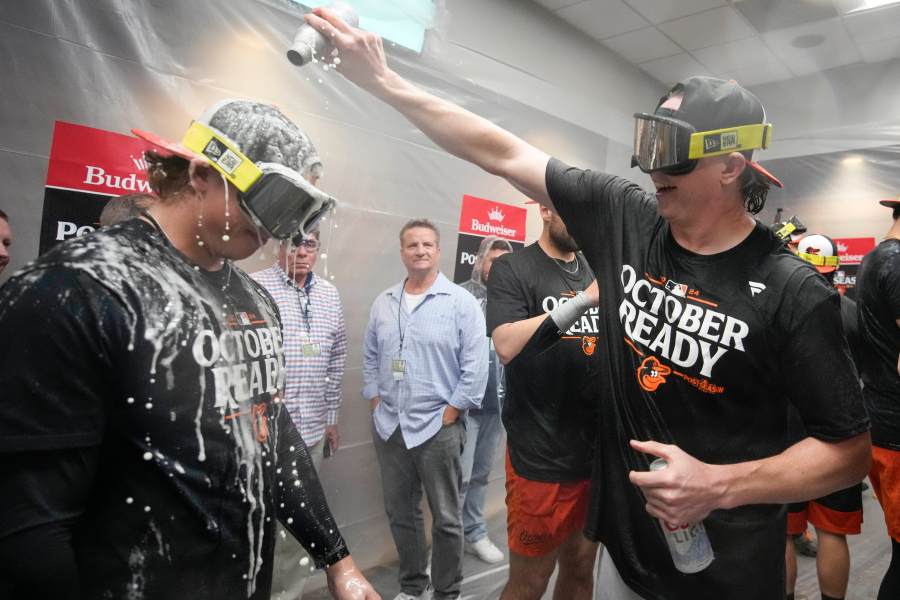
[797,252,839,267]
[181,122,263,192]
[688,123,772,160]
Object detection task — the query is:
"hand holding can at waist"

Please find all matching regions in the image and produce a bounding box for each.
[628,440,723,573]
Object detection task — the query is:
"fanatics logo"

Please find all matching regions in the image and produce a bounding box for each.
[749,281,766,297]
[488,207,505,222]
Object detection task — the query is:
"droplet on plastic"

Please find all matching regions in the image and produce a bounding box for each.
[333,57,341,65]
[145,402,153,410]
[143,452,153,461]
[126,397,135,404]
[286,517,294,524]
[144,505,151,512]
[126,497,134,504]
[299,556,309,566]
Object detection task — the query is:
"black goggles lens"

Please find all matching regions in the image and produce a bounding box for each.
[240,172,332,240]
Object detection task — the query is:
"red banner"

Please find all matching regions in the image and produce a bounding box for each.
[40,121,155,254]
[833,237,876,266]
[457,194,527,243]
[46,121,154,196]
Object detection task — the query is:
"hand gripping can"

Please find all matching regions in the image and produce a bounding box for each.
[649,458,715,573]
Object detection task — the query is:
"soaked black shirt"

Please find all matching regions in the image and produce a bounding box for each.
[486,243,598,482]
[0,219,347,599]
[857,238,900,449]
[547,158,868,600]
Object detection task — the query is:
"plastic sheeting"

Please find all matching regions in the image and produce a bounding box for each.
[0,0,614,575]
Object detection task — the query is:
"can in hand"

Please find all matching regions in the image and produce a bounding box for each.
[649,458,715,573]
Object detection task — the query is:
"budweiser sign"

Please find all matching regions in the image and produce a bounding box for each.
[833,237,876,266]
[457,194,526,242]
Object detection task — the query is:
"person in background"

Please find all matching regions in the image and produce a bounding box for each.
[363,218,488,600]
[252,227,349,600]
[486,205,600,600]
[99,193,156,227]
[0,209,11,275]
[785,233,863,600]
[857,197,900,600]
[459,235,513,565]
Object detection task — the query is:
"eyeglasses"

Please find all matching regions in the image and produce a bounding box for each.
[290,234,320,251]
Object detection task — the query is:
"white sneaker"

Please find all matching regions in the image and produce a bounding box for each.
[393,585,434,600]
[466,537,505,564]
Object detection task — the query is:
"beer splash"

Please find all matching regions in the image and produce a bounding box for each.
[0,219,281,596]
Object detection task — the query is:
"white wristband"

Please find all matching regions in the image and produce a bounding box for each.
[549,290,591,333]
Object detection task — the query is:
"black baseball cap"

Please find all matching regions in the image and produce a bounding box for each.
[655,76,783,188]
[879,196,900,209]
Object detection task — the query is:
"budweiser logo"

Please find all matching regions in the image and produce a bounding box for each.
[470,218,516,237]
[83,165,152,193]
[488,207,505,222]
[837,242,848,253]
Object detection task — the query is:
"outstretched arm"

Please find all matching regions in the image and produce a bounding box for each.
[304,7,553,207]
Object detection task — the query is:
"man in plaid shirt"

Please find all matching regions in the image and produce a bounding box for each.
[252,227,349,600]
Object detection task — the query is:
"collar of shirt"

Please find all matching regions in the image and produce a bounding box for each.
[277,266,316,294]
[386,272,455,303]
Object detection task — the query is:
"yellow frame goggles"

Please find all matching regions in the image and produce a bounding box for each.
[687,123,772,160]
[797,252,839,268]
[181,121,263,192]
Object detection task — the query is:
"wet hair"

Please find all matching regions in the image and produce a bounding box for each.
[99,193,155,227]
[399,218,440,246]
[489,239,511,252]
[738,155,769,215]
[0,209,7,223]
[144,150,191,200]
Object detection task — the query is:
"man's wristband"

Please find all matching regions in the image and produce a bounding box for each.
[549,290,591,333]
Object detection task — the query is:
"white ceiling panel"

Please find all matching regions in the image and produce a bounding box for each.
[762,17,863,76]
[857,36,900,63]
[719,59,794,87]
[623,0,727,24]
[844,3,900,44]
[638,53,713,87]
[691,36,781,73]
[658,6,757,50]
[556,0,649,40]
[602,27,682,63]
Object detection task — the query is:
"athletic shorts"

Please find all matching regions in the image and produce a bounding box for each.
[870,445,900,541]
[786,482,863,536]
[505,451,590,557]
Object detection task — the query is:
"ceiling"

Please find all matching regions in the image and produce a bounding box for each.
[532,0,900,87]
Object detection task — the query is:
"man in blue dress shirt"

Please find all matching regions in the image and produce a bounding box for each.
[363,218,489,600]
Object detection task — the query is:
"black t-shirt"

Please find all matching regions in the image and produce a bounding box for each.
[857,238,900,449]
[841,294,863,373]
[546,158,868,600]
[486,242,598,482]
[0,219,347,599]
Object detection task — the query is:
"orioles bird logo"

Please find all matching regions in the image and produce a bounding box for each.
[637,356,671,392]
[582,336,597,356]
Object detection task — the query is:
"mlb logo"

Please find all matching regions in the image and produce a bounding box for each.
[665,280,688,297]
[237,312,251,326]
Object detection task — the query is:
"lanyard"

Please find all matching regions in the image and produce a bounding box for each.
[397,278,409,356]
[284,272,314,339]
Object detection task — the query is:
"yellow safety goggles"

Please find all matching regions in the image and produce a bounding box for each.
[632,113,772,174]
[181,122,334,240]
[797,252,839,268]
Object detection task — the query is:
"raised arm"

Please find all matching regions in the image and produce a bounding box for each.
[304,8,553,207]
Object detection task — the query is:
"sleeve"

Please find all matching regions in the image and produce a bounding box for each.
[448,294,490,411]
[0,267,127,452]
[274,404,350,568]
[325,289,348,426]
[361,298,381,401]
[544,157,658,273]
[485,255,528,333]
[781,288,870,441]
[0,446,100,598]
[881,254,900,320]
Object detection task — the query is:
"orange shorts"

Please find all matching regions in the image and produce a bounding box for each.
[505,451,590,557]
[870,445,900,541]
